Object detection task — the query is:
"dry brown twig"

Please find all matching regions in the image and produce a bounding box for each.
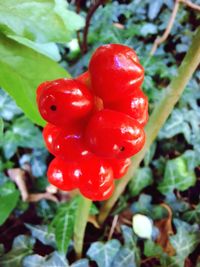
[82,0,103,53]
[28,192,58,202]
[108,215,119,240]
[7,168,58,203]
[150,0,200,56]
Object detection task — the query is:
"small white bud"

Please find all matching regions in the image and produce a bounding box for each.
[132,214,153,239]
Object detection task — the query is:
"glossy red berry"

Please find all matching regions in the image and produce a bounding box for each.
[37,78,93,127]
[76,71,91,88]
[107,158,131,179]
[84,109,145,159]
[89,44,144,103]
[43,123,60,155]
[43,123,90,160]
[78,155,114,201]
[106,89,148,126]
[47,158,80,191]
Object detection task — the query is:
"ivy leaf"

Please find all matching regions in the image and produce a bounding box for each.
[0,34,69,126]
[0,89,22,121]
[55,208,75,253]
[165,192,189,214]
[129,167,153,197]
[182,204,200,224]
[25,224,56,248]
[158,156,196,194]
[50,198,78,253]
[71,259,90,267]
[87,240,121,267]
[2,116,44,159]
[0,181,20,225]
[164,219,200,267]
[23,251,69,267]
[19,148,48,177]
[0,235,35,267]
[0,0,84,43]
[112,247,136,267]
[148,0,164,20]
[131,194,167,220]
[140,23,157,36]
[112,226,140,267]
[144,239,163,258]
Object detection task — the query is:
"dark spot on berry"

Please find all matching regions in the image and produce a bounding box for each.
[120,146,125,152]
[50,105,57,111]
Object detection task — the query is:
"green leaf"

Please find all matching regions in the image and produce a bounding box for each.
[0,34,69,126]
[148,0,164,20]
[129,167,153,197]
[165,192,189,214]
[71,259,89,267]
[50,198,78,253]
[90,203,99,215]
[0,235,34,267]
[0,0,84,43]
[140,23,157,36]
[144,239,163,258]
[25,224,56,248]
[120,226,140,266]
[2,116,44,159]
[158,156,196,194]
[87,240,121,267]
[0,117,3,146]
[0,89,22,121]
[23,251,69,267]
[165,219,200,267]
[0,181,20,225]
[112,247,136,267]
[131,194,167,220]
[182,204,200,224]
[19,148,48,177]
[55,206,75,253]
[8,35,61,61]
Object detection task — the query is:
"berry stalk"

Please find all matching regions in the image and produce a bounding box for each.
[74,196,92,258]
[98,26,200,225]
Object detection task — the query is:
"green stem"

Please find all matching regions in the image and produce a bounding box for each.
[98,27,200,225]
[74,196,92,259]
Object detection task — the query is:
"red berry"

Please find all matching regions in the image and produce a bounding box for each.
[89,44,144,103]
[47,158,80,191]
[78,155,114,201]
[43,123,90,160]
[37,78,93,127]
[106,89,148,126]
[107,158,131,179]
[84,109,145,159]
[76,71,91,89]
[43,123,60,155]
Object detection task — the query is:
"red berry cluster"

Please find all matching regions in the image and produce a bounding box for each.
[36,44,148,201]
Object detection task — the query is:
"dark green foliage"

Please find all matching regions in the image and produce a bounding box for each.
[0,0,200,266]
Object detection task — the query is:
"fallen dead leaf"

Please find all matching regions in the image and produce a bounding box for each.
[7,168,29,201]
[155,203,175,256]
[113,23,124,29]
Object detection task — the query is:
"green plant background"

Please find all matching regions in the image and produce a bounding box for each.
[0,0,200,266]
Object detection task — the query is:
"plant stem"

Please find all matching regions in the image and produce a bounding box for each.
[74,196,92,259]
[98,26,200,225]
